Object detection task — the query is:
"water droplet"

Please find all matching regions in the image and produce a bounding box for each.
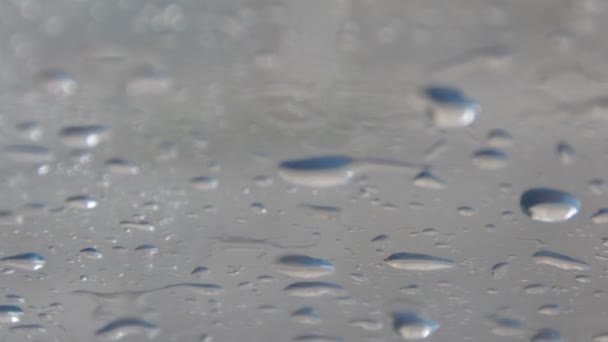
[491,262,510,279]
[135,244,159,256]
[105,158,140,175]
[79,247,103,259]
[191,266,209,277]
[384,252,456,271]
[274,255,335,278]
[65,195,98,210]
[393,311,439,340]
[119,220,155,232]
[291,306,321,324]
[37,69,77,97]
[473,148,509,169]
[283,281,345,297]
[249,203,267,215]
[520,188,581,222]
[126,65,174,96]
[532,250,590,271]
[424,86,479,128]
[556,141,575,164]
[486,129,513,148]
[15,121,43,141]
[0,305,23,323]
[294,335,343,342]
[9,324,46,334]
[490,317,526,336]
[0,253,45,271]
[457,206,476,216]
[531,328,562,342]
[253,175,273,187]
[191,176,219,191]
[5,145,53,163]
[95,318,159,340]
[413,171,445,189]
[349,319,383,331]
[592,209,608,224]
[59,125,109,148]
[538,304,560,316]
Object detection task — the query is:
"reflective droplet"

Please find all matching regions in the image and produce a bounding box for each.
[119,220,155,232]
[291,306,321,324]
[486,129,513,148]
[520,188,581,222]
[532,250,590,271]
[531,328,562,342]
[191,266,209,277]
[384,252,456,271]
[65,195,98,210]
[249,203,267,215]
[95,318,159,341]
[457,206,476,216]
[556,141,575,164]
[349,319,383,331]
[491,262,510,279]
[473,148,509,169]
[37,69,77,97]
[491,317,526,337]
[79,247,103,259]
[105,158,140,175]
[538,304,560,316]
[393,311,439,340]
[126,65,174,96]
[191,176,219,191]
[59,125,109,148]
[424,86,479,128]
[5,145,53,163]
[274,255,335,278]
[413,171,445,189]
[283,281,345,297]
[0,305,24,323]
[592,209,608,224]
[135,244,159,256]
[15,121,43,141]
[0,253,45,271]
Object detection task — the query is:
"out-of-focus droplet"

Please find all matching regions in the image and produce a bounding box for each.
[537,304,560,316]
[393,311,439,340]
[0,305,24,323]
[473,148,509,169]
[384,252,456,271]
[59,125,109,148]
[532,250,590,271]
[283,281,345,297]
[413,170,445,189]
[95,318,159,341]
[491,317,526,337]
[531,328,562,342]
[0,253,45,271]
[491,262,510,279]
[486,129,513,148]
[424,86,479,128]
[191,176,219,191]
[520,188,581,222]
[65,195,98,210]
[119,220,155,232]
[15,121,43,141]
[591,209,608,224]
[37,69,77,97]
[105,158,140,175]
[291,306,321,324]
[556,141,575,164]
[126,65,174,96]
[249,203,267,215]
[5,145,53,163]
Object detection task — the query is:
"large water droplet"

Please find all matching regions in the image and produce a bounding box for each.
[393,312,439,340]
[520,188,581,222]
[291,306,321,324]
[424,86,479,128]
[95,318,159,340]
[384,252,456,271]
[274,255,335,278]
[0,305,24,323]
[532,250,590,271]
[0,253,45,271]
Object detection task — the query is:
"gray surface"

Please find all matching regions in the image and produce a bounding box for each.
[0,0,607,341]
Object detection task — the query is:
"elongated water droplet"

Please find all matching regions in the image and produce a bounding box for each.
[95,318,159,340]
[538,304,560,316]
[278,155,355,188]
[274,255,335,278]
[424,86,479,128]
[0,253,45,271]
[473,148,509,169]
[520,188,581,222]
[349,319,383,331]
[5,145,53,163]
[65,195,98,210]
[59,125,109,148]
[291,307,321,324]
[294,335,343,342]
[393,312,439,340]
[105,158,140,175]
[283,281,345,297]
[191,176,219,191]
[79,247,103,259]
[491,262,510,279]
[592,209,608,224]
[556,141,575,164]
[532,250,590,271]
[413,171,445,189]
[119,220,155,232]
[0,305,24,323]
[486,129,513,148]
[384,252,456,271]
[531,328,562,342]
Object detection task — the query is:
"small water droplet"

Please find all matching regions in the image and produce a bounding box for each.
[393,311,439,340]
[532,250,590,271]
[0,253,45,271]
[0,305,24,323]
[283,281,345,297]
[349,319,383,331]
[531,328,562,342]
[291,306,321,324]
[384,252,456,271]
[520,188,581,222]
[105,158,140,175]
[5,145,53,163]
[537,304,560,316]
[65,195,98,210]
[457,206,476,216]
[191,266,209,277]
[274,255,335,278]
[424,86,479,129]
[556,141,575,164]
[59,125,109,148]
[592,209,608,224]
[294,335,343,342]
[95,318,159,340]
[191,176,219,191]
[491,262,510,279]
[119,220,155,232]
[37,69,77,97]
[15,121,43,141]
[126,65,174,96]
[473,148,509,169]
[486,129,513,148]
[134,244,158,256]
[490,317,526,336]
[249,203,267,215]
[413,171,445,189]
[79,247,103,259]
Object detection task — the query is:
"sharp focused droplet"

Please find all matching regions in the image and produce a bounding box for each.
[424,86,479,128]
[274,255,335,278]
[278,155,355,188]
[520,188,581,222]
[283,281,345,297]
[384,252,456,271]
[393,312,439,340]
[0,253,45,271]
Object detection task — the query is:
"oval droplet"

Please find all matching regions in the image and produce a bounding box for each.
[393,312,439,340]
[472,148,509,170]
[278,155,355,188]
[274,255,335,278]
[0,253,45,271]
[520,188,581,222]
[58,125,109,148]
[424,86,479,129]
[0,305,24,323]
[532,250,590,271]
[384,252,456,271]
[283,281,345,297]
[65,195,98,210]
[95,318,159,341]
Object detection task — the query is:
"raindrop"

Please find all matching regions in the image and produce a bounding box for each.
[105,158,140,175]
[249,203,267,215]
[413,170,445,189]
[538,304,560,316]
[486,129,513,148]
[0,305,24,323]
[95,318,159,340]
[79,248,103,259]
[520,188,581,222]
[15,121,43,141]
[423,85,479,128]
[393,311,439,340]
[5,145,53,163]
[191,266,209,277]
[291,307,321,324]
[274,255,335,278]
[384,252,456,271]
[531,328,562,342]
[532,250,590,271]
[191,176,219,191]
[37,69,77,97]
[119,220,155,232]
[135,244,159,256]
[0,253,45,271]
[294,335,343,342]
[65,195,98,210]
[283,281,345,297]
[472,148,509,169]
[457,206,476,216]
[349,319,383,331]
[491,262,510,279]
[58,125,109,148]
[556,141,575,164]
[490,317,526,337]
